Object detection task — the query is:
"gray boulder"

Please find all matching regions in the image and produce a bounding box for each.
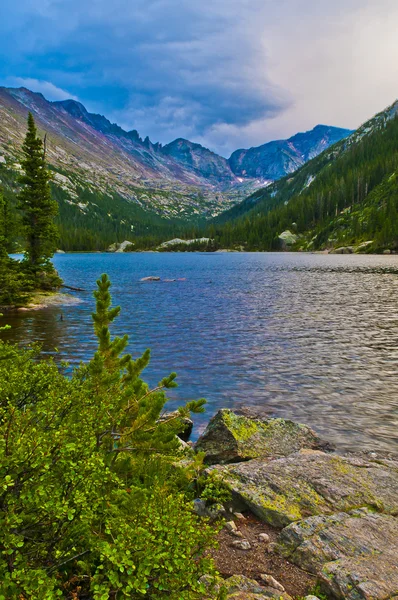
[277,509,398,599]
[209,450,398,527]
[195,408,330,465]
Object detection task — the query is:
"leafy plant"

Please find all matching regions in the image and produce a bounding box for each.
[199,471,232,506]
[0,274,217,598]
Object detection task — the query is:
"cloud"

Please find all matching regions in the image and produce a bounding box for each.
[4,77,79,102]
[1,0,398,154]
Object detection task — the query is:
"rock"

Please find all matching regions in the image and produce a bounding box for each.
[107,240,133,252]
[234,512,247,520]
[158,411,193,441]
[225,521,238,533]
[205,502,227,521]
[329,246,354,254]
[193,498,208,518]
[159,237,212,248]
[209,450,398,527]
[231,539,251,550]
[277,509,398,600]
[55,249,65,253]
[221,575,292,599]
[195,409,331,465]
[192,499,226,520]
[259,575,285,592]
[278,230,298,247]
[383,249,392,254]
[258,533,270,543]
[305,597,321,600]
[231,530,243,538]
[355,240,374,252]
[140,276,161,281]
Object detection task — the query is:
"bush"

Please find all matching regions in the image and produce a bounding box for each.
[0,274,217,598]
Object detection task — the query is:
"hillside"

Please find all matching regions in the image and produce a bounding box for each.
[211,100,398,252]
[0,87,249,220]
[0,85,351,250]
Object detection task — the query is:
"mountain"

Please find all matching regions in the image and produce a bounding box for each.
[162,138,236,186]
[0,85,351,249]
[211,100,398,252]
[228,125,353,180]
[0,87,248,218]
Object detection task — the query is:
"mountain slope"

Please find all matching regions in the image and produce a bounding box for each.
[228,125,352,180]
[211,100,398,251]
[0,85,352,250]
[0,87,256,221]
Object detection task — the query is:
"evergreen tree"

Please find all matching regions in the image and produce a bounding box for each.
[0,191,31,306]
[17,113,59,281]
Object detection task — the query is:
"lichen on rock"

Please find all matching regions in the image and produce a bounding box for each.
[195,408,330,465]
[277,509,398,599]
[208,450,398,527]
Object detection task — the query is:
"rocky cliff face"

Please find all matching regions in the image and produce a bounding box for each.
[228,125,352,180]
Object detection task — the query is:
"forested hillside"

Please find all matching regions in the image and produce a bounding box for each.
[210,102,398,252]
[0,164,191,251]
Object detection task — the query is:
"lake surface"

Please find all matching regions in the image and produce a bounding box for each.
[1,252,398,452]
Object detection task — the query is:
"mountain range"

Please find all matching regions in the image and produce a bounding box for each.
[211,98,398,252]
[0,86,351,228]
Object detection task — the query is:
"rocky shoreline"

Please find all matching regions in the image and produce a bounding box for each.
[191,408,398,599]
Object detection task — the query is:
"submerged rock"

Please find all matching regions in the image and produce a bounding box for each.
[209,451,398,527]
[277,509,398,599]
[195,408,330,465]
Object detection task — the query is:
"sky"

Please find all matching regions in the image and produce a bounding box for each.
[1,0,398,157]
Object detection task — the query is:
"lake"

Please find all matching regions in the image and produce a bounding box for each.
[1,252,398,452]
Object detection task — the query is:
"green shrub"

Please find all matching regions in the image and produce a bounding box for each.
[0,274,217,598]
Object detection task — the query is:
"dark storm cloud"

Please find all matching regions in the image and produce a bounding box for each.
[1,0,398,154]
[0,0,292,151]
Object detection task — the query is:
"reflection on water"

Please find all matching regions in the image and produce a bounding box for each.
[1,252,398,452]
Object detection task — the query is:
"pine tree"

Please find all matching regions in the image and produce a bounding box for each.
[87,273,206,461]
[17,113,59,283]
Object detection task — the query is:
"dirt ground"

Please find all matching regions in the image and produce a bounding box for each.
[211,512,316,598]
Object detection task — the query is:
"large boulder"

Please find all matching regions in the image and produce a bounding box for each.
[195,409,330,465]
[209,451,398,527]
[277,509,398,600]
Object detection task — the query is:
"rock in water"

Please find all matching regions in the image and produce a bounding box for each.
[277,509,398,600]
[209,451,398,527]
[140,276,160,281]
[195,408,330,464]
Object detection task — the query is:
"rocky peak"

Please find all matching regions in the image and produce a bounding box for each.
[228,125,353,180]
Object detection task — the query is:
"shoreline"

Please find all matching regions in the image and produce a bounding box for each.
[0,291,83,313]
